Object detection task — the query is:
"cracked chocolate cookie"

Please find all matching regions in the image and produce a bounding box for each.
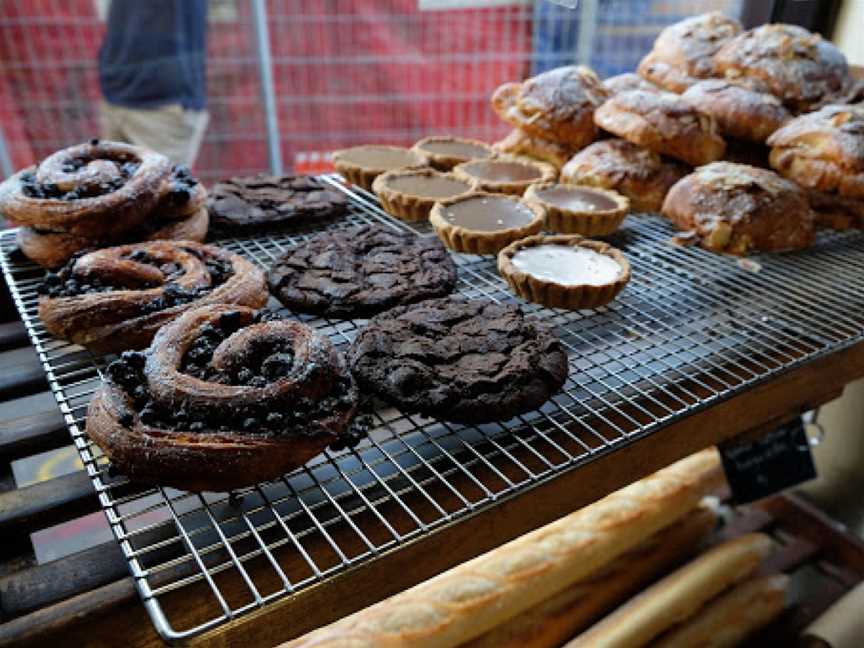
[208,174,348,230]
[267,224,458,318]
[348,297,569,423]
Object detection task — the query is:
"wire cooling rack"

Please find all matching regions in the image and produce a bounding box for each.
[2,175,864,643]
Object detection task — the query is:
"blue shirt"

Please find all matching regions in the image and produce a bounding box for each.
[99,0,208,111]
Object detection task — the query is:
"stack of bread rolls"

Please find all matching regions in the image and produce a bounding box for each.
[487,11,861,255]
[277,448,791,648]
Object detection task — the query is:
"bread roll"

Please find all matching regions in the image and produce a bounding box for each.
[565,532,773,648]
[279,448,724,648]
[654,574,789,648]
[464,504,718,648]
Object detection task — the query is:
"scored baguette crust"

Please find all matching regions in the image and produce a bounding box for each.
[654,574,789,648]
[279,448,724,648]
[565,532,774,648]
[465,504,718,648]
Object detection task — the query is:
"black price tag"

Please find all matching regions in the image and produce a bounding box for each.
[720,418,817,505]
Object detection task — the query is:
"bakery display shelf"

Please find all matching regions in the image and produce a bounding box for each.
[1,174,864,644]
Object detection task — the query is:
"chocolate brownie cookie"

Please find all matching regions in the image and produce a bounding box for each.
[208,174,348,229]
[267,225,457,318]
[348,297,569,423]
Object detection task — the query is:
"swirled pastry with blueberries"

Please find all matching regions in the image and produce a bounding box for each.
[0,140,208,267]
[87,304,359,491]
[38,240,267,353]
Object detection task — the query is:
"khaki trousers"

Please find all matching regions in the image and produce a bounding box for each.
[100,101,209,167]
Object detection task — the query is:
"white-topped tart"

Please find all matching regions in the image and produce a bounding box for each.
[498,233,631,309]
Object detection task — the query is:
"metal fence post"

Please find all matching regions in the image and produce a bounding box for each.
[251,0,283,174]
[576,0,599,67]
[0,127,14,179]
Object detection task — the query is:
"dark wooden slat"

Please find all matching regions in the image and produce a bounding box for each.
[0,542,128,618]
[0,471,96,538]
[0,406,68,460]
[0,579,135,648]
[0,355,47,401]
[0,322,28,353]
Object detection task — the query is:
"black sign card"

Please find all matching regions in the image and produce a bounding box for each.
[720,418,817,505]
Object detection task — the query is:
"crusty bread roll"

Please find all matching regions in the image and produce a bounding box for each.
[464,504,718,648]
[654,574,789,648]
[279,448,723,648]
[565,532,773,648]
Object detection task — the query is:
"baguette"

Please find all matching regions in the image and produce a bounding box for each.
[565,532,773,648]
[463,504,718,648]
[654,574,789,648]
[279,448,723,648]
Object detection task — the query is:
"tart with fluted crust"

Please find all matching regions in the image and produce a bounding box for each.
[411,136,495,171]
[372,168,477,221]
[498,234,631,310]
[430,192,544,254]
[332,145,429,191]
[453,155,556,195]
[524,182,629,236]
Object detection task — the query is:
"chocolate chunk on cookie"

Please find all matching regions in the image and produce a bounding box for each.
[208,174,348,229]
[348,297,568,423]
[267,224,457,318]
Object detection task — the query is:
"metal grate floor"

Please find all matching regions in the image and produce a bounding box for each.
[2,175,864,642]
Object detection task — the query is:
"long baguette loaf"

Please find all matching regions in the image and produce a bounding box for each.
[463,504,718,648]
[279,448,723,648]
[654,574,789,648]
[565,532,773,648]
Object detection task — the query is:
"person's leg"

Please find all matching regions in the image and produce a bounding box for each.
[105,103,209,167]
[99,101,128,142]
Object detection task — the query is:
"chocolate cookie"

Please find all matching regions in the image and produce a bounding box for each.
[267,225,457,318]
[348,297,569,423]
[208,174,348,229]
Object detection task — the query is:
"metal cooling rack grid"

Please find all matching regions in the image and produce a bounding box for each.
[2,175,863,643]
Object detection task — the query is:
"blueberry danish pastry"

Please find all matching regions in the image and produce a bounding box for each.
[38,240,267,353]
[87,304,359,491]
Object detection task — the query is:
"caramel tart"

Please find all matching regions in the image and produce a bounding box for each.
[453,155,556,195]
[332,145,429,191]
[498,234,631,309]
[412,136,495,171]
[430,192,545,254]
[524,182,629,236]
[372,168,477,221]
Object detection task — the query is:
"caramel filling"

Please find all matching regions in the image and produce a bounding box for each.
[386,174,472,199]
[338,146,423,169]
[461,160,542,182]
[512,245,622,286]
[420,140,492,159]
[535,186,618,212]
[441,196,535,231]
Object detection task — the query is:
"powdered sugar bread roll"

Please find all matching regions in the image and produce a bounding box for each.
[654,574,789,648]
[565,532,774,648]
[279,448,724,648]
